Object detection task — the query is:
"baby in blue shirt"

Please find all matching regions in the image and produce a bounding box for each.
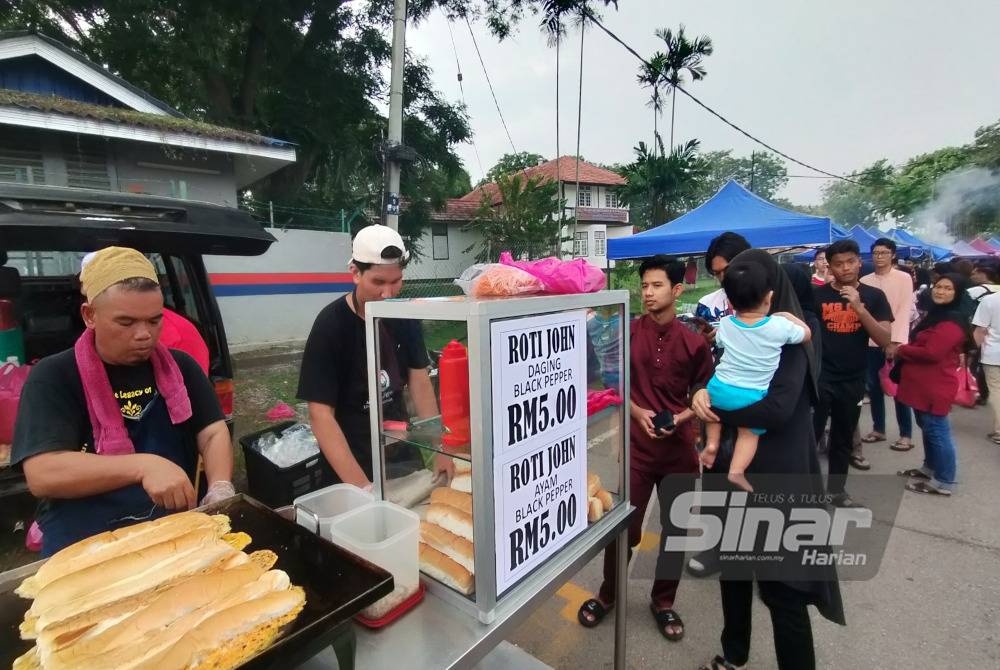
[701,260,811,492]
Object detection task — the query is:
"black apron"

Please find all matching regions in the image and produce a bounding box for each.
[38,394,194,557]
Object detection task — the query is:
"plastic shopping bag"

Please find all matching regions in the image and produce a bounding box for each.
[0,362,31,444]
[454,263,544,297]
[498,251,607,294]
[878,360,897,397]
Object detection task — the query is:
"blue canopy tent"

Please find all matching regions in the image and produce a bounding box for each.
[607,180,848,259]
[792,225,881,262]
[989,237,1000,251]
[886,228,952,261]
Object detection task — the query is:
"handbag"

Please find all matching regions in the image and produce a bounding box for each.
[954,366,979,408]
[879,360,898,397]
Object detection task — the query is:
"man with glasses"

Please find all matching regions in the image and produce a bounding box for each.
[857,239,916,462]
[813,240,892,507]
[695,232,752,337]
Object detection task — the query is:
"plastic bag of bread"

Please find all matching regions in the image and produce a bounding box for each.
[454,264,543,298]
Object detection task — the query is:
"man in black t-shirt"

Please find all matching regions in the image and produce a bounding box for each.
[297,226,451,488]
[813,239,892,507]
[11,247,230,556]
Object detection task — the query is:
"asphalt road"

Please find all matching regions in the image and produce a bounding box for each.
[506,403,1000,668]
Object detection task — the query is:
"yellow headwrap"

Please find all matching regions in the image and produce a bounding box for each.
[80,247,159,302]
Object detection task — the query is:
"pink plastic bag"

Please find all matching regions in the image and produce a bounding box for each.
[265,402,297,421]
[0,362,31,444]
[954,366,979,408]
[26,520,42,552]
[878,360,897,398]
[499,251,607,294]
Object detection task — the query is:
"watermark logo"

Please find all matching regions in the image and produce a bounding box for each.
[644,474,904,582]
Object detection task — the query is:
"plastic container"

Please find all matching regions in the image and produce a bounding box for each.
[327,501,420,619]
[293,483,373,540]
[238,421,336,508]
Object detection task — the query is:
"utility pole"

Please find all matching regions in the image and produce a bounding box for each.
[384,0,407,231]
[749,151,757,193]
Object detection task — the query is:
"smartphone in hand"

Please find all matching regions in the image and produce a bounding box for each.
[652,410,675,434]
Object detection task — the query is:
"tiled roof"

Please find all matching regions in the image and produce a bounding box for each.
[459,156,626,206]
[429,198,482,222]
[0,89,288,146]
[576,206,628,223]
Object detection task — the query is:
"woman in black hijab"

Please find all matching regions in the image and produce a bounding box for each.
[693,249,843,670]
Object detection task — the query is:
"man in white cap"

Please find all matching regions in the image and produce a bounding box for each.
[11,247,234,556]
[297,225,451,488]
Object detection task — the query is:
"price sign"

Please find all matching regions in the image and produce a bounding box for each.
[491,311,588,594]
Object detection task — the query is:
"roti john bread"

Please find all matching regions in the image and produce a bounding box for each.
[429,487,473,516]
[13,511,306,670]
[419,521,474,574]
[426,504,473,543]
[419,543,473,595]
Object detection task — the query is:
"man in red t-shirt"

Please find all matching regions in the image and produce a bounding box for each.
[578,256,714,641]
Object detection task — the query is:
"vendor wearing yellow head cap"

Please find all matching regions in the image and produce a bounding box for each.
[11,246,234,556]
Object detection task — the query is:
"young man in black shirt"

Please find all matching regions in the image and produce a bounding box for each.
[297,225,451,488]
[11,247,231,556]
[813,239,892,507]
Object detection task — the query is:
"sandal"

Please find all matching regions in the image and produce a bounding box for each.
[578,598,612,628]
[890,439,914,451]
[860,432,886,443]
[896,468,930,480]
[849,454,871,470]
[906,480,952,496]
[700,655,746,670]
[650,604,684,641]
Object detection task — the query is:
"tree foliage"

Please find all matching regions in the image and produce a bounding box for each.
[617,137,706,229]
[693,150,788,202]
[465,173,563,261]
[483,151,547,184]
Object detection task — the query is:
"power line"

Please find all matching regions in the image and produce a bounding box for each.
[444,13,485,179]
[579,7,861,185]
[465,16,517,154]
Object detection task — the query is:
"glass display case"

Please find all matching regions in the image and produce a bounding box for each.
[365,291,630,623]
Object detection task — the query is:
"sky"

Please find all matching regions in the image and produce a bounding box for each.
[406,0,1000,206]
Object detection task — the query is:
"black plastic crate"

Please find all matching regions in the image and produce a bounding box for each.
[239,421,336,508]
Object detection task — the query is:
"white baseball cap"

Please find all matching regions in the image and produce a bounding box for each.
[352,224,409,265]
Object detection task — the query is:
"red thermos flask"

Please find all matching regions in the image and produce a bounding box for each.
[439,340,471,448]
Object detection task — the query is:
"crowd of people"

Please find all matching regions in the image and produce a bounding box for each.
[577,232,995,669]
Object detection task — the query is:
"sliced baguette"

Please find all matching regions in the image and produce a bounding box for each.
[419,543,473,595]
[419,521,474,574]
[429,487,473,516]
[426,504,474,543]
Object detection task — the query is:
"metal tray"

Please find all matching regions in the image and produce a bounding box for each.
[0,494,394,669]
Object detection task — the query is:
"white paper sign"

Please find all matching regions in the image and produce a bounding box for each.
[491,311,588,595]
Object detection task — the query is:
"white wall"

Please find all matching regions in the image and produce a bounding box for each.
[205,228,353,351]
[406,222,482,280]
[111,142,239,206]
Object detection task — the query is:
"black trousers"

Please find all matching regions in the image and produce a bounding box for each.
[812,376,866,495]
[720,579,816,669]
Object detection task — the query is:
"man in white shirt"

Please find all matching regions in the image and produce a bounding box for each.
[973,290,1000,443]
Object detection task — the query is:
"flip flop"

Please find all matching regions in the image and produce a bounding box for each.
[700,656,746,670]
[849,454,871,470]
[906,480,951,496]
[890,440,914,451]
[650,604,684,641]
[860,433,886,443]
[896,468,930,479]
[578,598,612,628]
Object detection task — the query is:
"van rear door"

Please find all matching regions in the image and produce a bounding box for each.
[0,184,275,256]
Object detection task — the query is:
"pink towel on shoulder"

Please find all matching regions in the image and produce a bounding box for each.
[74,329,193,455]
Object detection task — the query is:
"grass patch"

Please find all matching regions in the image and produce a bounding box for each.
[421,320,468,352]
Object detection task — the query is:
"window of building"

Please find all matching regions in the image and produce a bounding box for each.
[594,231,606,256]
[0,137,46,186]
[63,137,111,190]
[605,192,619,209]
[431,222,450,260]
[573,231,589,257]
[577,185,592,207]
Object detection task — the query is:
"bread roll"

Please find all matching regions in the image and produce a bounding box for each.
[596,489,613,512]
[588,497,604,522]
[450,473,472,493]
[28,535,237,638]
[426,504,474,543]
[452,457,471,475]
[419,543,473,595]
[587,473,601,497]
[16,512,230,599]
[420,521,474,574]
[429,487,473,516]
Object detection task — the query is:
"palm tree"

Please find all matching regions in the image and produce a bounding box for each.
[655,25,713,147]
[618,137,706,228]
[637,52,667,147]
